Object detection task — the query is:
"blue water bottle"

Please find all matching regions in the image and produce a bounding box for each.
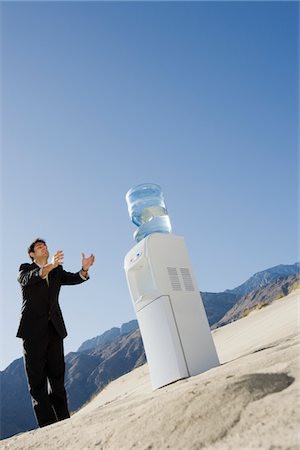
[126,183,172,242]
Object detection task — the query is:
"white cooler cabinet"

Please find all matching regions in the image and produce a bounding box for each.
[124,233,219,390]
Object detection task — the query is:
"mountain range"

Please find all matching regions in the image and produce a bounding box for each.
[1,262,299,440]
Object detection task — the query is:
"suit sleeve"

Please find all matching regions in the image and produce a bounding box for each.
[60,268,89,286]
[17,263,42,287]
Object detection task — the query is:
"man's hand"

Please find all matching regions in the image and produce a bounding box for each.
[82,253,95,271]
[40,250,64,278]
[51,250,64,268]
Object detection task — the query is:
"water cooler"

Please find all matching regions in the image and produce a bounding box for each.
[124,231,220,390]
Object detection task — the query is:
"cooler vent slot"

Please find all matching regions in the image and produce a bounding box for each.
[167,267,182,291]
[180,268,195,291]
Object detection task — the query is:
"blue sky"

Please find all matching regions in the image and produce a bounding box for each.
[1,1,298,370]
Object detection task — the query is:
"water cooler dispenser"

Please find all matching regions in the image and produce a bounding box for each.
[124,184,219,389]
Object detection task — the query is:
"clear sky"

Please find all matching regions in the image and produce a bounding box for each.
[1,1,298,370]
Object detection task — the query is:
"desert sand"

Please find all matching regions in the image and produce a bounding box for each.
[1,290,299,450]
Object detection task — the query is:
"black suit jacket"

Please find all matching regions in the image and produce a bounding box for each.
[17,263,88,341]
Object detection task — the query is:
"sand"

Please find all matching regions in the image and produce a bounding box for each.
[1,290,299,450]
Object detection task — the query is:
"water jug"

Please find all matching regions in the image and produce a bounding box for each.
[126,183,172,242]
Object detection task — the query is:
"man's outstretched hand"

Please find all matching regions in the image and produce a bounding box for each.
[82,253,95,271]
[51,250,64,268]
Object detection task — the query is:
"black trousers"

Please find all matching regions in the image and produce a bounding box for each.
[23,321,70,428]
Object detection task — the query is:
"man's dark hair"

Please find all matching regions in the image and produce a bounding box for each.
[28,238,46,261]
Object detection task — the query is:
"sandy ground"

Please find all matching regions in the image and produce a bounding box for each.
[1,290,299,450]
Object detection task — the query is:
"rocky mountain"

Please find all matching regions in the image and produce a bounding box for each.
[66,328,145,412]
[1,262,298,440]
[225,262,300,297]
[197,263,299,327]
[77,320,138,352]
[0,358,36,440]
[214,273,299,328]
[200,291,239,326]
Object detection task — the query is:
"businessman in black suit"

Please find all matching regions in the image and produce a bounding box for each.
[17,238,95,428]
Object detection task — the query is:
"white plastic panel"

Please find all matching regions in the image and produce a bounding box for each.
[171,293,219,375]
[137,295,189,389]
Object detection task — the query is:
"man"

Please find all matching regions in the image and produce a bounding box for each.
[17,238,95,428]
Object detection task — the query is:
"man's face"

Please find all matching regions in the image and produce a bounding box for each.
[30,242,49,261]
